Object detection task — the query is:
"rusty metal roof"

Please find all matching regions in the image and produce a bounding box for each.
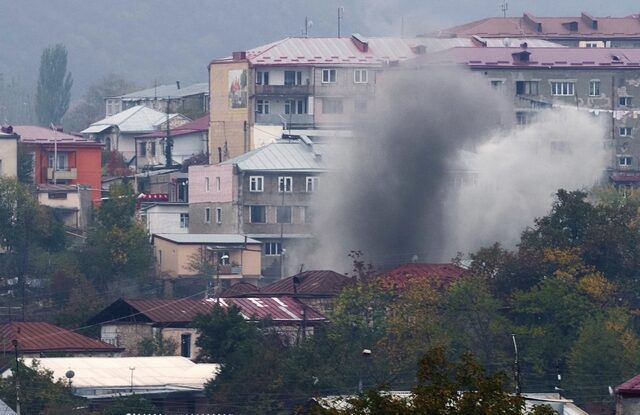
[0,322,122,354]
[376,263,467,290]
[260,270,350,297]
[14,125,102,146]
[220,282,260,297]
[90,297,326,326]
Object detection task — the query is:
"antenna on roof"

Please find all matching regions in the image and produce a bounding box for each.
[501,0,508,18]
[304,16,313,37]
[338,7,345,38]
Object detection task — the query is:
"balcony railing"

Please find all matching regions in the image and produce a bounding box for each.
[256,113,314,126]
[218,264,242,275]
[255,84,311,96]
[47,168,77,180]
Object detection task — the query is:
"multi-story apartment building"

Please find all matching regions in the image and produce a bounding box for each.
[207,34,419,163]
[414,46,640,184]
[188,140,325,279]
[431,12,640,48]
[0,125,18,178]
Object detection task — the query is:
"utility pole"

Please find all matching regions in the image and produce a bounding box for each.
[165,96,173,168]
[12,339,20,415]
[501,0,508,18]
[338,7,344,38]
[51,122,57,184]
[512,334,521,396]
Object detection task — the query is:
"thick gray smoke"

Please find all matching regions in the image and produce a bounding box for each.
[311,67,608,272]
[312,67,509,270]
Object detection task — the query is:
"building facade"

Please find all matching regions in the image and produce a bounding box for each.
[0,126,18,178]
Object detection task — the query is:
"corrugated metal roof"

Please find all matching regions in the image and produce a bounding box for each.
[113,82,208,100]
[222,141,326,172]
[220,282,260,297]
[0,322,121,353]
[433,13,640,38]
[376,263,467,290]
[10,356,218,397]
[13,125,101,145]
[137,113,209,139]
[82,106,185,134]
[153,233,260,244]
[420,46,640,68]
[213,297,326,321]
[261,270,350,297]
[214,36,418,66]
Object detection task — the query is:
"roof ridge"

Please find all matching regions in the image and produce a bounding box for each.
[251,37,292,59]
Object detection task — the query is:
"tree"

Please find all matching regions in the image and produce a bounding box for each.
[36,44,73,127]
[100,394,157,415]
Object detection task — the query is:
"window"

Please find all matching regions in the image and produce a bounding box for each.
[619,156,633,167]
[276,206,292,223]
[180,333,191,358]
[256,99,270,114]
[216,208,222,224]
[205,177,210,192]
[551,81,575,96]
[218,251,230,265]
[620,127,633,137]
[158,249,162,265]
[322,98,344,114]
[278,176,292,192]
[354,69,368,84]
[205,208,211,223]
[284,71,302,85]
[322,69,337,83]
[48,152,69,170]
[302,206,313,224]
[264,242,282,256]
[490,80,503,90]
[585,42,600,48]
[139,142,147,157]
[589,80,601,96]
[620,96,633,107]
[256,71,269,85]
[249,176,264,192]
[180,213,189,228]
[216,176,221,191]
[284,99,307,115]
[306,176,318,192]
[516,111,533,126]
[150,141,156,157]
[515,81,539,95]
[250,205,266,223]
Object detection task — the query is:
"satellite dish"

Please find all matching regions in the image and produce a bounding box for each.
[65,370,75,379]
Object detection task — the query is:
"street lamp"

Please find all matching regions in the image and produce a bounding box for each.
[358,348,372,393]
[129,366,135,392]
[215,254,230,304]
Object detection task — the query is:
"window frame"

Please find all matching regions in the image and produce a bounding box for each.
[215,207,222,224]
[264,242,282,256]
[620,96,633,107]
[204,207,211,223]
[276,206,292,224]
[619,156,633,167]
[589,80,601,96]
[321,69,337,83]
[306,176,318,192]
[354,69,369,84]
[179,213,189,228]
[256,71,269,85]
[249,176,264,192]
[205,177,210,192]
[278,176,293,192]
[550,81,575,96]
[48,151,69,170]
[250,205,267,223]
[256,99,270,114]
[322,98,344,114]
[515,80,539,96]
[620,127,633,137]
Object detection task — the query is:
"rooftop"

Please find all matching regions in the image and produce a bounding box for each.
[417,46,640,69]
[261,270,351,297]
[82,105,185,134]
[110,82,208,100]
[0,321,122,354]
[13,125,101,146]
[431,12,640,39]
[376,263,468,290]
[152,233,260,245]
[221,140,326,173]
[137,113,209,139]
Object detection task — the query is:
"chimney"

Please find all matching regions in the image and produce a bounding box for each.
[581,12,598,30]
[512,50,531,63]
[523,12,542,32]
[562,21,579,31]
[232,51,247,61]
[176,81,181,90]
[411,45,427,54]
[1,124,13,134]
[351,33,369,52]
[520,42,528,48]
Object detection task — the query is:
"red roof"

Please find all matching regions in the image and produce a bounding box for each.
[616,374,640,396]
[0,322,121,354]
[435,13,640,39]
[13,125,102,146]
[90,297,326,325]
[136,113,209,139]
[419,46,640,69]
[220,282,260,297]
[261,270,351,297]
[376,263,467,290]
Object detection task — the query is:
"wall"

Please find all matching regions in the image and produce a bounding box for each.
[0,137,17,177]
[209,61,251,162]
[101,323,153,356]
[143,204,189,235]
[162,327,200,359]
[74,146,103,202]
[188,164,234,204]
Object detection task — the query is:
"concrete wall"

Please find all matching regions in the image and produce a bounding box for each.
[162,327,200,359]
[0,137,17,177]
[101,323,153,356]
[143,204,189,235]
[188,164,234,204]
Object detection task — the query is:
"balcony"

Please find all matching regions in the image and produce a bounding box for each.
[47,168,77,180]
[218,264,242,275]
[255,84,311,96]
[256,113,314,126]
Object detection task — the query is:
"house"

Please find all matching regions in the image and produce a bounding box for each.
[375,263,468,290]
[0,321,122,357]
[615,373,640,414]
[140,203,189,236]
[14,125,103,202]
[0,125,18,178]
[105,82,209,118]
[2,356,219,414]
[258,270,351,315]
[429,12,640,48]
[207,35,421,162]
[151,233,262,289]
[134,113,209,171]
[36,184,93,231]
[188,139,326,278]
[81,105,190,164]
[410,46,640,185]
[88,297,327,359]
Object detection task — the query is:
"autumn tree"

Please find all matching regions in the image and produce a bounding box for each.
[36,44,73,126]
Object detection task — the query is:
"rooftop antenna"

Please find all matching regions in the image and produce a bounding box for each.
[501,0,508,18]
[338,7,345,38]
[304,16,313,37]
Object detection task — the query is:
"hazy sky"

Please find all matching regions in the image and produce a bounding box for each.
[2,0,640,97]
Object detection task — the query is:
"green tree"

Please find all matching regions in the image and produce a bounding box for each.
[100,394,157,415]
[36,44,73,126]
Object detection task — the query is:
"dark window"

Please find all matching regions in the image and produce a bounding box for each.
[250,206,266,223]
[515,81,539,95]
[284,71,302,86]
[277,206,292,223]
[139,142,146,157]
[180,333,191,358]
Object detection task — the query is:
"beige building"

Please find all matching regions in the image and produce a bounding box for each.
[0,126,19,177]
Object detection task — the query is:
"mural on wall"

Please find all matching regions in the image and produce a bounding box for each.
[228,69,248,109]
